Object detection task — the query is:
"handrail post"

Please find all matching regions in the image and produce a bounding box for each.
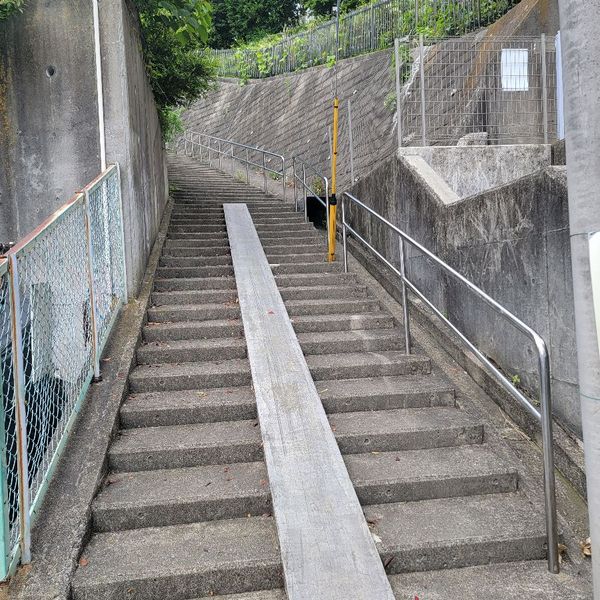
[262,153,267,192]
[419,33,427,146]
[282,158,286,201]
[7,255,31,564]
[541,33,549,145]
[303,165,308,222]
[293,158,298,212]
[83,191,102,382]
[218,140,222,170]
[539,346,559,573]
[342,194,348,273]
[245,148,250,184]
[399,237,411,354]
[325,182,331,242]
[231,144,235,176]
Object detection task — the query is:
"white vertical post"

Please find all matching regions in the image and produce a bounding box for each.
[348,100,355,184]
[394,38,403,149]
[541,34,549,144]
[555,31,565,140]
[419,34,427,146]
[92,0,106,171]
[115,164,128,303]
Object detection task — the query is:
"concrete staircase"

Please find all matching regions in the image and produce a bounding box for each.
[70,156,586,599]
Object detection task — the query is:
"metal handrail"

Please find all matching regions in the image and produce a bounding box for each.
[291,156,330,239]
[183,131,287,200]
[341,191,559,574]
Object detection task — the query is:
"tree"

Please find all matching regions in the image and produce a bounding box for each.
[134,0,216,139]
[302,0,367,18]
[209,0,299,47]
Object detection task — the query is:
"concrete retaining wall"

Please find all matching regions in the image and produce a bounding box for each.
[0,0,168,297]
[346,154,579,437]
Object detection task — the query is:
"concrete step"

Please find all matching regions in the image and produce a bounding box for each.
[291,312,395,333]
[93,445,515,532]
[151,284,368,306]
[152,289,237,305]
[155,265,234,278]
[147,303,240,323]
[109,420,262,472]
[298,329,405,355]
[257,230,322,240]
[367,492,548,573]
[329,407,483,454]
[260,235,324,246]
[316,374,455,413]
[120,373,455,428]
[388,561,592,599]
[265,244,323,255]
[137,338,247,365]
[160,255,232,267]
[306,351,431,380]
[71,516,282,600]
[275,272,357,287]
[164,238,231,249]
[285,298,380,316]
[143,319,244,342]
[270,261,344,275]
[153,277,237,292]
[129,359,251,393]
[120,387,256,428]
[110,407,477,472]
[92,462,271,532]
[161,245,231,257]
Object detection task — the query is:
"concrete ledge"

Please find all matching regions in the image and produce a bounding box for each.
[346,236,587,500]
[4,198,174,600]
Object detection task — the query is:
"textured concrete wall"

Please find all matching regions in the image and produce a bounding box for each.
[0,1,101,242]
[346,156,579,437]
[398,144,552,199]
[183,49,395,192]
[0,0,168,297]
[101,0,169,296]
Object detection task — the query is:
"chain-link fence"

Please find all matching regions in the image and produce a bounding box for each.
[213,0,520,78]
[398,34,557,145]
[0,164,125,579]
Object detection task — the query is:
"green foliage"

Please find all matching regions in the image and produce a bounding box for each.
[210,0,299,48]
[134,0,216,139]
[158,106,185,143]
[0,0,25,21]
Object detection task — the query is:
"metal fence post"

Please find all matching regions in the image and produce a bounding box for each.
[303,164,308,222]
[231,144,235,176]
[115,163,128,304]
[282,158,287,201]
[262,153,267,192]
[293,158,298,211]
[7,256,31,564]
[83,193,102,382]
[399,237,411,354]
[342,195,348,273]
[419,34,427,146]
[245,148,250,184]
[218,140,222,170]
[555,32,565,140]
[541,33,549,144]
[348,99,355,184]
[394,38,403,149]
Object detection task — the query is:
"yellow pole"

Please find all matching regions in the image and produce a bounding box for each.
[328,97,339,262]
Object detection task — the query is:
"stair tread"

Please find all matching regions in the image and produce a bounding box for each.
[71,517,281,598]
[367,492,546,553]
[131,358,249,378]
[305,351,429,369]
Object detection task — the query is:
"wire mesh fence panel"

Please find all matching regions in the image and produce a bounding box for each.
[11,197,95,511]
[0,261,19,571]
[399,35,557,145]
[86,166,126,351]
[213,0,520,78]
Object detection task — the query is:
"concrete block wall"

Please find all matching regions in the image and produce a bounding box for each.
[347,155,579,437]
[0,0,168,298]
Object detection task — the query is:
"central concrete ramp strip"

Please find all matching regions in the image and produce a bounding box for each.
[224,203,395,600]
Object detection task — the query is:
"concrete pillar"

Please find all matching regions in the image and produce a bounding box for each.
[558,0,600,595]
